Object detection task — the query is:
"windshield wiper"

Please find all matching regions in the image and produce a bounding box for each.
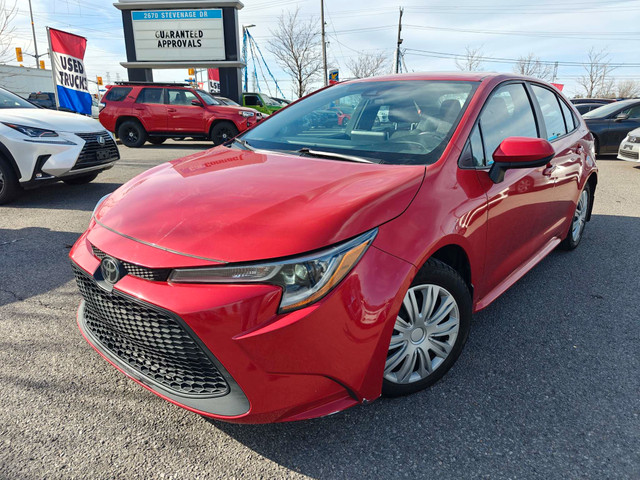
[228,137,255,150]
[297,147,375,164]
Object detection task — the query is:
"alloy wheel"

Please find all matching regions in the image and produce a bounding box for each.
[384,284,460,384]
[571,189,589,242]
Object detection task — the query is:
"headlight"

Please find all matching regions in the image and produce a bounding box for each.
[3,122,58,138]
[170,229,377,312]
[239,111,255,117]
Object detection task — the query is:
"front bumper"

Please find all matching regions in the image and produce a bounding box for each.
[70,224,415,423]
[617,141,640,162]
[1,128,120,183]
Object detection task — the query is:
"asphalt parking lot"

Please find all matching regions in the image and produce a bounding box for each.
[1,141,638,479]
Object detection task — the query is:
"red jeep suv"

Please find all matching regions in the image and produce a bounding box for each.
[99,82,260,147]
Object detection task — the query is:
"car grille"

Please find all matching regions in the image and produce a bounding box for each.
[73,266,230,397]
[92,246,171,282]
[619,149,639,160]
[72,131,119,171]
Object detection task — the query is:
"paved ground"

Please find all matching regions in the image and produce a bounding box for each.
[1,142,638,479]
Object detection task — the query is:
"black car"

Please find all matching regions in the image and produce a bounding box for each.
[583,99,640,154]
[27,92,56,109]
[574,103,609,115]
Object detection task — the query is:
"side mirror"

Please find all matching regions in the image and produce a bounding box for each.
[191,99,203,107]
[489,137,555,183]
[614,113,629,122]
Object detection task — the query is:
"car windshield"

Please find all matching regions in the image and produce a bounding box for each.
[583,101,629,119]
[0,88,36,109]
[196,90,221,105]
[241,80,478,165]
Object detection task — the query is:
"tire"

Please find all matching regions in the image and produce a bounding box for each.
[382,258,472,397]
[118,121,147,148]
[63,172,99,185]
[210,122,239,146]
[147,137,166,145]
[0,157,21,205]
[559,182,591,250]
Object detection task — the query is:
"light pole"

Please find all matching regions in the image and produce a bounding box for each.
[28,0,41,68]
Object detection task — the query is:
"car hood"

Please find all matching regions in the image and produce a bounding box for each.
[95,148,425,263]
[0,108,104,133]
[626,127,640,137]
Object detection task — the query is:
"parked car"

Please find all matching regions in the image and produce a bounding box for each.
[99,82,260,147]
[242,92,283,115]
[583,98,640,154]
[0,87,119,204]
[71,72,597,424]
[570,98,615,105]
[574,102,608,115]
[617,126,640,162]
[27,92,56,109]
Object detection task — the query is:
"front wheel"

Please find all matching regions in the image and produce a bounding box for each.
[0,157,21,205]
[210,122,239,146]
[559,183,591,250]
[382,258,471,397]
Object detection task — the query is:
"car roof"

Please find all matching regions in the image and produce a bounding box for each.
[348,71,534,84]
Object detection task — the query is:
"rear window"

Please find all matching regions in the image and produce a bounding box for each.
[105,87,132,102]
[136,88,164,104]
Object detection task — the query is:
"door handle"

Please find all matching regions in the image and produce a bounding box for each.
[542,163,556,177]
[168,108,177,112]
[134,107,144,111]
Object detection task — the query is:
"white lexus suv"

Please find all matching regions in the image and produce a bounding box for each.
[0,87,119,204]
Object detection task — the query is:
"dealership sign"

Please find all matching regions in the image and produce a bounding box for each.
[47,27,91,115]
[131,9,225,62]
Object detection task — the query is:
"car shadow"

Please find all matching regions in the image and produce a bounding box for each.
[139,142,213,151]
[204,213,640,478]
[1,182,121,211]
[0,227,81,307]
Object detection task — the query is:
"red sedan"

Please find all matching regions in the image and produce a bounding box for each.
[70,73,597,424]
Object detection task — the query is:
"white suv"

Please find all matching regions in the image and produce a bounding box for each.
[0,87,119,204]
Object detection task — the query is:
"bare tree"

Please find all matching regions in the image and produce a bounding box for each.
[616,79,640,99]
[577,47,616,98]
[268,8,323,98]
[455,46,484,72]
[0,0,17,62]
[347,52,388,79]
[513,53,553,80]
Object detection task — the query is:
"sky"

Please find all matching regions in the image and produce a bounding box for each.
[6,0,640,99]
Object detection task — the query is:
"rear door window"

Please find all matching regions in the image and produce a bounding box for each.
[136,88,164,104]
[531,85,567,140]
[559,98,578,132]
[105,87,132,102]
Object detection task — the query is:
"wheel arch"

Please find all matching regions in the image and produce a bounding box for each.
[420,242,474,298]
[0,141,24,179]
[208,118,240,134]
[585,172,598,221]
[115,116,146,136]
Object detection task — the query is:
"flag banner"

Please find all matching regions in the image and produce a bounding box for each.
[208,68,220,94]
[48,27,91,115]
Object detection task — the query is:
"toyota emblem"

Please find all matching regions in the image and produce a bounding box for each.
[100,257,121,284]
[96,135,106,146]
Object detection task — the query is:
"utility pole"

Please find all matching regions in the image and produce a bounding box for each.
[552,61,559,83]
[28,0,41,68]
[320,0,328,86]
[393,7,404,74]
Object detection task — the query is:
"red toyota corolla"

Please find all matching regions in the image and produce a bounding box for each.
[70,73,597,424]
